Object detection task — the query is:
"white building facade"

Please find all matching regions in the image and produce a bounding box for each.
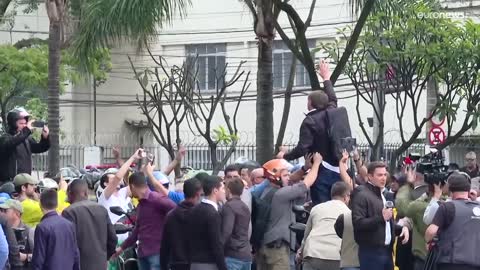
[1,0,480,167]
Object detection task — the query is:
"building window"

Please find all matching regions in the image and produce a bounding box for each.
[186,43,226,91]
[273,40,316,89]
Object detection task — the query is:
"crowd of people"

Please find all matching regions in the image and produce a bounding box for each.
[0,60,478,270]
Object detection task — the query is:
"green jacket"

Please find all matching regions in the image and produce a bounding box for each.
[395,185,413,217]
[405,193,430,259]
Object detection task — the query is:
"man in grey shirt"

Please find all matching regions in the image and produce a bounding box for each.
[256,154,322,270]
[222,177,252,270]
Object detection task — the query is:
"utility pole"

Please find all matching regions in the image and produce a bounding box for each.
[93,77,97,145]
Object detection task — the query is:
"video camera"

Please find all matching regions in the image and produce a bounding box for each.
[414,150,450,185]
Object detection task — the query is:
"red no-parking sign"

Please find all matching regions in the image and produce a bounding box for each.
[428,127,446,145]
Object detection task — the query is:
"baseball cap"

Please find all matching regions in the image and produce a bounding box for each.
[0,199,23,214]
[13,174,39,187]
[39,178,59,190]
[448,173,471,192]
[146,171,169,191]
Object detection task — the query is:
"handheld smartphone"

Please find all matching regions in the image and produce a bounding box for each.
[340,137,357,154]
[147,152,155,164]
[31,121,45,128]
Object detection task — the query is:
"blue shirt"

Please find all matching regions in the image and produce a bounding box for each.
[168,191,185,205]
[32,211,80,270]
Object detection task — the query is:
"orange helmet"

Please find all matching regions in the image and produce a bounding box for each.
[263,159,291,182]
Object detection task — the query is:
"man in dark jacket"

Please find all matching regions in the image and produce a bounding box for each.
[32,189,80,270]
[0,108,50,184]
[351,162,409,270]
[277,59,339,205]
[62,179,117,270]
[161,178,203,270]
[187,176,227,270]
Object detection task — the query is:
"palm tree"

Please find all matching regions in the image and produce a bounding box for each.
[72,0,189,69]
[41,0,186,175]
[45,0,65,175]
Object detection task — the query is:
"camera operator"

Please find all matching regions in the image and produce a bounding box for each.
[0,198,34,268]
[0,107,50,185]
[425,173,480,270]
[405,174,448,270]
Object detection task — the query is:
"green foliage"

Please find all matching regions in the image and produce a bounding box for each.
[72,0,190,71]
[213,126,239,145]
[321,0,480,152]
[63,47,112,83]
[24,97,47,120]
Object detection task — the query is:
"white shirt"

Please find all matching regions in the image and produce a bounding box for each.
[98,187,132,223]
[381,190,392,245]
[202,198,219,211]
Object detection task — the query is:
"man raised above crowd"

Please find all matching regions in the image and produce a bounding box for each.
[277,59,340,204]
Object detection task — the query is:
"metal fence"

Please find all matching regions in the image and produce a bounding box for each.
[32,142,439,171]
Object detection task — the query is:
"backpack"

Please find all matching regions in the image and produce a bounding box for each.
[250,188,278,249]
[325,107,352,161]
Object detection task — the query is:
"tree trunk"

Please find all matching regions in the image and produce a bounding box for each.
[47,21,62,175]
[211,144,220,175]
[0,0,12,19]
[256,38,274,164]
[275,57,296,152]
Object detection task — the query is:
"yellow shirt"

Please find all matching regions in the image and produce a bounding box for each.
[56,190,70,213]
[132,197,139,207]
[21,190,71,227]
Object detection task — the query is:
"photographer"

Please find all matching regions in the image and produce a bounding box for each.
[422,179,449,226]
[425,173,480,270]
[405,177,448,270]
[0,199,34,267]
[0,108,50,184]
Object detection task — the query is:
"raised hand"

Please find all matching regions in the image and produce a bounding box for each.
[317,58,331,81]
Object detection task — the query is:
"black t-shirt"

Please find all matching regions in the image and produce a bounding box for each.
[431,199,470,231]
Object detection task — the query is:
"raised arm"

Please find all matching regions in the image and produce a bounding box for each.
[30,126,50,154]
[318,59,337,108]
[163,146,186,176]
[0,126,32,152]
[112,146,125,167]
[339,150,354,190]
[104,148,142,200]
[143,162,169,196]
[303,153,322,188]
[279,117,316,161]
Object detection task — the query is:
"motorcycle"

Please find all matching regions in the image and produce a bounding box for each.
[289,204,311,270]
[110,206,138,270]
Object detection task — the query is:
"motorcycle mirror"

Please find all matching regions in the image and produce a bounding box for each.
[289,222,307,234]
[114,223,132,234]
[110,206,126,216]
[292,204,306,214]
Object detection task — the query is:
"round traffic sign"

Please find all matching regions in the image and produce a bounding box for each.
[429,112,446,127]
[428,127,446,145]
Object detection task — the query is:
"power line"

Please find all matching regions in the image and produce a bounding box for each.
[0,18,355,37]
